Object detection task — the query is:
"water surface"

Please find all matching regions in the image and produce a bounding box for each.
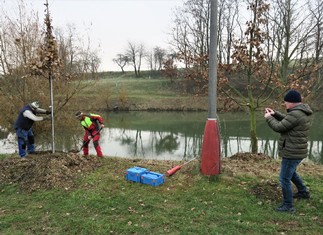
[1,111,322,164]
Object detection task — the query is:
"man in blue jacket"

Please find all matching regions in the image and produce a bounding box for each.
[14,101,51,157]
[264,90,312,213]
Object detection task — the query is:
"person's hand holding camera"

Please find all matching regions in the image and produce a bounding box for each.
[264,108,274,119]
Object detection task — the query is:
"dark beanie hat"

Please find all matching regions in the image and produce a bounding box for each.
[284,90,302,103]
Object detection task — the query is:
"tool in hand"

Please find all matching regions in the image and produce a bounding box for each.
[71,127,103,153]
[166,157,198,176]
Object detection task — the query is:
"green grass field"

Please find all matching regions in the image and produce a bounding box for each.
[75,72,208,112]
[0,154,322,235]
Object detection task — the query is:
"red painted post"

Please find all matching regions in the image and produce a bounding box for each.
[200,0,220,176]
[201,119,221,175]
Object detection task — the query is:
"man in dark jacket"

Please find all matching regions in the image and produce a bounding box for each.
[14,101,51,157]
[264,90,312,213]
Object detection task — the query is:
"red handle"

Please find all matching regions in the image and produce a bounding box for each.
[167,165,182,176]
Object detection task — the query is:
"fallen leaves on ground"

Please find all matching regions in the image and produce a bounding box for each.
[0,152,101,192]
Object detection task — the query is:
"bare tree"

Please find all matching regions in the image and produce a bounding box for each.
[125,42,146,77]
[153,46,167,71]
[146,46,167,73]
[113,53,129,73]
[146,52,154,73]
[170,0,211,68]
[87,51,101,79]
[0,0,42,117]
[55,25,81,76]
[307,0,323,102]
[268,0,316,82]
[308,0,323,62]
[218,0,240,64]
[169,0,211,93]
[0,2,41,77]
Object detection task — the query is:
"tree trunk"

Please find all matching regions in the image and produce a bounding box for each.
[249,107,258,153]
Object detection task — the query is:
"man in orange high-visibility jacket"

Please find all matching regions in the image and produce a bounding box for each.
[75,111,105,157]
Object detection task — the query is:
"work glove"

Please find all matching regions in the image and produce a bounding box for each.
[43,115,52,120]
[45,110,51,114]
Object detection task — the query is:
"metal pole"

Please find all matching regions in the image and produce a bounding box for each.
[208,0,218,119]
[50,71,55,153]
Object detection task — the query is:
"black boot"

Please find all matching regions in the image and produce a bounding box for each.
[275,205,296,213]
[293,191,310,199]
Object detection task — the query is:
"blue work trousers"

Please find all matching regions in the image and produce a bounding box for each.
[16,128,35,157]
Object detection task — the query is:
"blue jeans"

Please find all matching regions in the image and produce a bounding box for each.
[279,158,307,207]
[16,128,35,157]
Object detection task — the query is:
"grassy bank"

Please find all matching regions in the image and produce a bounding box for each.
[75,72,209,112]
[0,153,323,234]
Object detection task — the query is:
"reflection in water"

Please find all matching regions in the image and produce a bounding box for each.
[97,128,201,161]
[88,128,322,164]
[155,132,179,155]
[1,128,322,164]
[1,111,322,165]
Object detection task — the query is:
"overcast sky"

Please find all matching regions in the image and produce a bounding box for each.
[2,0,184,71]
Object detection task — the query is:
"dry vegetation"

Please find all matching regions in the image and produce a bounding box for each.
[0,152,102,192]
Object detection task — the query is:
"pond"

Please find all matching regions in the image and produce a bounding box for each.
[1,111,322,164]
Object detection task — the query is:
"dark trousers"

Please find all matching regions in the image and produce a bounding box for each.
[279,158,307,207]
